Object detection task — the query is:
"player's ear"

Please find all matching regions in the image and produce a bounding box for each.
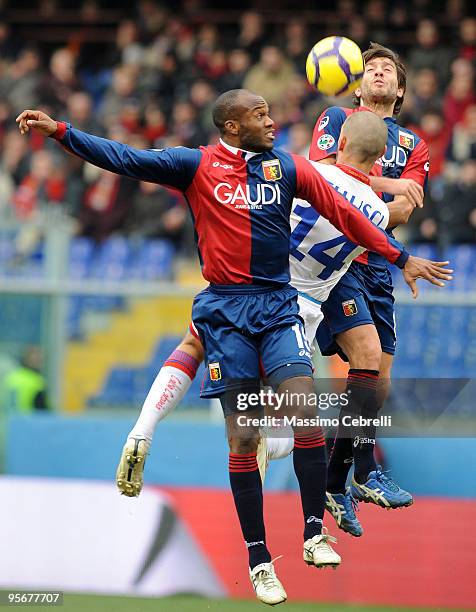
[354,87,362,98]
[224,119,239,136]
[396,87,404,101]
[338,135,346,152]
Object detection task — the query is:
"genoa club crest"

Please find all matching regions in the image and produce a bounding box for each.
[262,159,282,181]
[398,131,415,150]
[342,299,358,317]
[209,362,222,381]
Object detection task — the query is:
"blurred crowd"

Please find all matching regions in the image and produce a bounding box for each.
[0,0,475,254]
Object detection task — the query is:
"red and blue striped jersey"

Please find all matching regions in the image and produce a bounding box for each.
[309,106,429,267]
[52,122,408,286]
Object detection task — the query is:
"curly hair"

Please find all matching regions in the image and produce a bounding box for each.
[354,42,407,116]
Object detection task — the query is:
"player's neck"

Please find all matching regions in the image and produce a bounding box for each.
[360,100,395,119]
[336,155,373,176]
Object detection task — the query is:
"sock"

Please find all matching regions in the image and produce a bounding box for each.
[128,349,199,442]
[293,432,327,541]
[327,369,380,491]
[229,452,271,569]
[347,369,379,484]
[326,435,353,494]
[264,419,295,461]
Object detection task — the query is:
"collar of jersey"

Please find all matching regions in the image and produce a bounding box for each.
[358,105,396,123]
[335,163,371,185]
[219,138,261,161]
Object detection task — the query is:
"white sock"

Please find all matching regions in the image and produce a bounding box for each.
[267,435,295,460]
[128,366,193,443]
[261,420,295,460]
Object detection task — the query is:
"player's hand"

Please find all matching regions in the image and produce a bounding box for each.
[394,179,424,208]
[402,256,453,299]
[16,110,58,137]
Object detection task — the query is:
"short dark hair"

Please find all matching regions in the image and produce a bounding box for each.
[212,89,247,134]
[354,42,407,116]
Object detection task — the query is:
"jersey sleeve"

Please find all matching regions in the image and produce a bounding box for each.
[309,106,346,162]
[292,154,409,268]
[401,138,429,193]
[52,122,201,191]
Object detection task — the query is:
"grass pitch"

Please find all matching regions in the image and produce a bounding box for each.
[13,594,467,612]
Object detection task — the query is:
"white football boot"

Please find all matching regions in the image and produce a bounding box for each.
[116,437,150,497]
[249,558,287,606]
[303,527,341,569]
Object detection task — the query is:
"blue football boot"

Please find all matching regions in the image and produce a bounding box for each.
[325,489,363,537]
[351,465,413,509]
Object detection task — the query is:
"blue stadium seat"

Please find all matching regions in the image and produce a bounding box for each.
[69,237,95,279]
[129,239,175,280]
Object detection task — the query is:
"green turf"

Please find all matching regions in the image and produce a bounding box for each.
[10,594,468,612]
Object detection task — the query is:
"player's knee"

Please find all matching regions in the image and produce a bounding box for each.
[178,331,204,363]
[341,332,381,370]
[228,435,259,454]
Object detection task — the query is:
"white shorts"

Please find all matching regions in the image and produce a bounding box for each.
[297,292,324,354]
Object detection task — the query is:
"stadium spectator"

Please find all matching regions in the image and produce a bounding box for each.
[244,45,297,105]
[445,103,476,179]
[220,48,251,91]
[406,68,442,124]
[124,181,187,247]
[98,65,138,128]
[77,168,136,243]
[1,47,43,116]
[458,17,476,63]
[410,109,452,180]
[283,20,309,75]
[408,19,453,85]
[443,58,475,127]
[39,48,80,115]
[437,159,476,243]
[237,11,267,62]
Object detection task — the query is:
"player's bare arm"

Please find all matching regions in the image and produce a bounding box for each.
[370,175,424,208]
[387,196,417,225]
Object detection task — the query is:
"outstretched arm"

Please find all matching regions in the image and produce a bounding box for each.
[293,154,409,267]
[16,110,201,191]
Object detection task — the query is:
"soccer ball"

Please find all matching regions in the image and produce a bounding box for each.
[306,36,364,97]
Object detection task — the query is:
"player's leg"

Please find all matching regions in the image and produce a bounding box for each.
[346,267,412,508]
[260,298,340,569]
[193,288,286,605]
[261,293,322,465]
[116,327,203,497]
[317,272,378,535]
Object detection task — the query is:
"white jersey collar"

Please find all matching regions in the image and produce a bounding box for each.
[219,138,260,161]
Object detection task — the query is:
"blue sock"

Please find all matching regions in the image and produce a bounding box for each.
[229,453,271,569]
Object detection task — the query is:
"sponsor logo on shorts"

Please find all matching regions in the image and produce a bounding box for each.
[317,134,335,150]
[209,362,222,381]
[262,159,282,181]
[318,116,330,131]
[398,131,415,150]
[342,299,358,317]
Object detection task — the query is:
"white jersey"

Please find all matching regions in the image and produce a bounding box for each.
[290,162,389,304]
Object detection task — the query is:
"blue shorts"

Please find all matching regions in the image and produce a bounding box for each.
[192,284,313,403]
[316,262,396,359]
